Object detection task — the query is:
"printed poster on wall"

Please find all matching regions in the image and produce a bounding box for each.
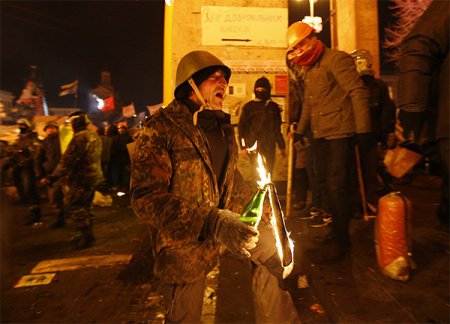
[202,6,288,47]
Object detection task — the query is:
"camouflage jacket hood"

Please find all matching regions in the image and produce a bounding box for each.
[130,99,253,284]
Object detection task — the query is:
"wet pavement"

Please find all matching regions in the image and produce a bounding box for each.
[287,172,449,323]
[1,172,448,323]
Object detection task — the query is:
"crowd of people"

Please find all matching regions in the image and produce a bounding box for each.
[1,114,135,249]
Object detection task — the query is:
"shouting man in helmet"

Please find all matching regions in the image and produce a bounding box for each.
[286,22,373,263]
[131,51,300,323]
[43,111,103,249]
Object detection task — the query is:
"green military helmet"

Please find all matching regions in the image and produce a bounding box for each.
[44,120,59,131]
[17,118,32,128]
[174,50,231,99]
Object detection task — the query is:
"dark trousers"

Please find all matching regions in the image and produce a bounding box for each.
[65,184,95,230]
[315,137,353,245]
[47,180,65,221]
[350,139,379,213]
[12,167,41,220]
[293,168,309,203]
[307,137,329,211]
[438,138,449,225]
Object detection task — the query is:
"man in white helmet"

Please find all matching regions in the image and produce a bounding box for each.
[131,51,299,323]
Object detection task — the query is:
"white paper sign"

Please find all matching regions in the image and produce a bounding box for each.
[202,6,288,48]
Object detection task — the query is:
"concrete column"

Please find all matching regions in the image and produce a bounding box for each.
[331,0,380,76]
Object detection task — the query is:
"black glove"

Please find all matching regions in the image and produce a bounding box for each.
[207,209,259,258]
[294,133,306,146]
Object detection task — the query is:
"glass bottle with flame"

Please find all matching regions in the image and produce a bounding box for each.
[239,154,270,228]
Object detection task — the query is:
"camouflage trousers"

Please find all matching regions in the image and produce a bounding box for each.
[162,277,206,323]
[65,184,95,230]
[47,180,65,221]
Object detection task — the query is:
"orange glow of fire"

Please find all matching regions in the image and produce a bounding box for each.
[268,193,295,279]
[256,154,294,278]
[256,153,271,189]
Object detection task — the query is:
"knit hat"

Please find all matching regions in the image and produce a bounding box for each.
[254,77,271,93]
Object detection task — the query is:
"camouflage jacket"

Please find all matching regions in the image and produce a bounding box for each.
[7,131,41,170]
[51,129,103,187]
[130,100,254,284]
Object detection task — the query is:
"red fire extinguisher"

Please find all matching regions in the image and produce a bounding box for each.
[375,191,414,281]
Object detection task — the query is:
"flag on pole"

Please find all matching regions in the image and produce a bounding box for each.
[122,102,136,118]
[100,96,115,111]
[59,80,78,96]
[147,103,162,116]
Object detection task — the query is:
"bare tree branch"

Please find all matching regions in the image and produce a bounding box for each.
[382,0,432,63]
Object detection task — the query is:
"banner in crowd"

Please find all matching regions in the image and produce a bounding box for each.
[58,80,78,97]
[122,102,135,118]
[147,103,162,116]
[101,96,115,111]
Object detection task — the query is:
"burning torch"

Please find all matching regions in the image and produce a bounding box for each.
[239,153,294,277]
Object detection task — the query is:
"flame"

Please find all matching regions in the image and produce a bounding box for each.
[256,153,271,189]
[247,141,258,152]
[255,154,294,278]
[270,215,295,279]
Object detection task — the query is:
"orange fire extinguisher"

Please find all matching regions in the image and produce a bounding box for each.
[375,191,415,281]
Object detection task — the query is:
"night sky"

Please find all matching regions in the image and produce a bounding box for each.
[1,0,165,112]
[1,1,395,113]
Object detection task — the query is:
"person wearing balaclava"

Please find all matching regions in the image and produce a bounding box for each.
[238,76,286,177]
[350,49,397,218]
[2,118,42,226]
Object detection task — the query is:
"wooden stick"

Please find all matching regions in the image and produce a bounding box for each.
[286,124,295,218]
[355,146,375,221]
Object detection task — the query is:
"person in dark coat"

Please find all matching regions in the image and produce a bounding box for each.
[286,21,372,263]
[114,121,133,192]
[3,118,42,226]
[96,126,112,190]
[36,120,65,228]
[350,49,397,216]
[43,112,103,249]
[397,0,449,227]
[238,77,286,176]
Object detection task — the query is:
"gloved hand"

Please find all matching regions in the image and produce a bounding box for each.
[294,133,306,146]
[212,209,259,258]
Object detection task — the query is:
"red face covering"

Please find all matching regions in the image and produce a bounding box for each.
[291,38,324,67]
